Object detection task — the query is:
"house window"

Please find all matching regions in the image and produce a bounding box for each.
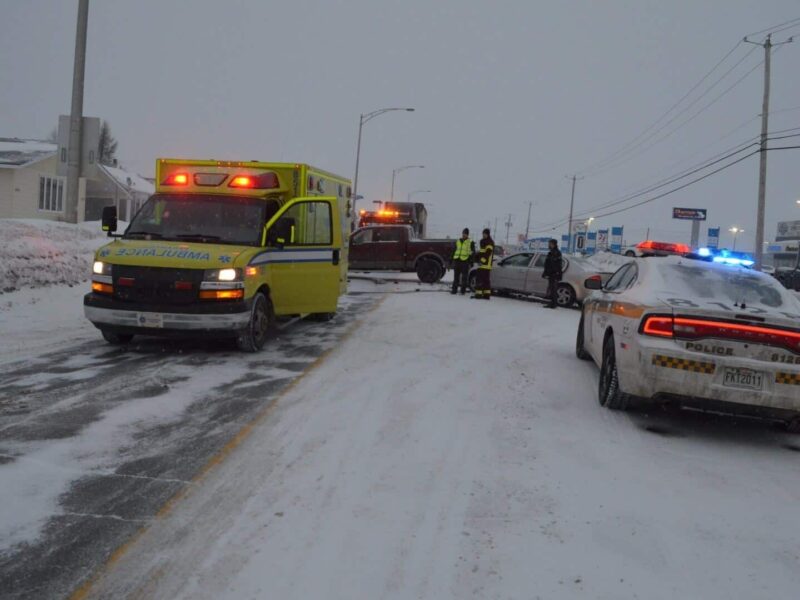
[38,175,65,213]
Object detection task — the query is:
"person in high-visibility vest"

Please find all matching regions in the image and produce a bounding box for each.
[451,228,475,295]
[472,228,494,299]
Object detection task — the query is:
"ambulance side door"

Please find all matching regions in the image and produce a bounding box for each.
[262,196,341,315]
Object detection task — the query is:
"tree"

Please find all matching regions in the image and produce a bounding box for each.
[98,121,118,166]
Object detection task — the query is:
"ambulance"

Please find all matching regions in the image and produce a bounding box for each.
[84,158,351,351]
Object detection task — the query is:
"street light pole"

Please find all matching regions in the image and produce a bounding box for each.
[352,107,414,222]
[390,165,424,203]
[729,227,743,251]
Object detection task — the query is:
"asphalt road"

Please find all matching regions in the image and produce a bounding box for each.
[0,294,379,600]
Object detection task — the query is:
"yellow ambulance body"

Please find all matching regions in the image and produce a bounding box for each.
[83,159,351,351]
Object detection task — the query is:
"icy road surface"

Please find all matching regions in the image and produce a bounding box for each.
[74,290,800,600]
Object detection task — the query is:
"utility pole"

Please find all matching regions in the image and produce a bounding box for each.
[524,201,532,240]
[565,175,583,253]
[745,33,793,269]
[504,213,513,245]
[65,0,89,224]
[493,217,498,240]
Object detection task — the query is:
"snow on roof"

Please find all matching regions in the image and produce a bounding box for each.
[0,138,57,167]
[98,163,155,196]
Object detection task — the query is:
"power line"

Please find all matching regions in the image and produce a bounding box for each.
[575,41,746,177]
[746,16,800,37]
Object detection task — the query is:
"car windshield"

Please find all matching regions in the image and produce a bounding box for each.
[125,194,277,246]
[659,262,788,308]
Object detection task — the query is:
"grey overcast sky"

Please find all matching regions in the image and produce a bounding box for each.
[1,1,799,248]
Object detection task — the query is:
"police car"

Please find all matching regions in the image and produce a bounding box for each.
[576,255,800,431]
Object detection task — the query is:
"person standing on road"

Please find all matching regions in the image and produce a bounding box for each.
[472,228,494,300]
[451,228,475,295]
[542,238,563,308]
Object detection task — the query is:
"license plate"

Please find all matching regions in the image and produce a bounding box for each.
[136,312,164,328]
[723,367,763,390]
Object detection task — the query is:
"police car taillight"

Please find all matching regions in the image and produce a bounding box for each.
[162,172,189,186]
[641,315,674,337]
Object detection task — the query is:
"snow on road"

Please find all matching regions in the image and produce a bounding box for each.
[83,292,800,600]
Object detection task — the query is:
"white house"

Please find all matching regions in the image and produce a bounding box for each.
[0,137,153,222]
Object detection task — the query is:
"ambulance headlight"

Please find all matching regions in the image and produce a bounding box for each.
[203,268,242,282]
[93,261,111,275]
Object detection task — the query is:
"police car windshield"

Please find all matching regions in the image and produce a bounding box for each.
[125,194,278,246]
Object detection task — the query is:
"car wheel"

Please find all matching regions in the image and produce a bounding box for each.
[468,271,477,291]
[101,330,133,345]
[576,314,591,360]
[416,258,443,284]
[599,333,628,410]
[236,292,274,352]
[624,250,636,257]
[556,283,576,307]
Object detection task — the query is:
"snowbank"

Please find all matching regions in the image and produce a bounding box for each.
[580,250,633,273]
[0,219,122,292]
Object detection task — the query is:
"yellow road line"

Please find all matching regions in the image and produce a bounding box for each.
[69,297,386,600]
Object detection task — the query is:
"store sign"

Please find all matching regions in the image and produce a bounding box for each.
[673,207,707,220]
[707,227,720,250]
[610,226,623,254]
[776,220,800,240]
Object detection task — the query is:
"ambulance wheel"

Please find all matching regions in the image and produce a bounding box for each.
[101,330,133,345]
[556,283,576,307]
[599,333,628,410]
[576,314,591,360]
[236,292,274,352]
[416,258,442,284]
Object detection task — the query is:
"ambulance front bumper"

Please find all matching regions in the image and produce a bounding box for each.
[83,293,250,333]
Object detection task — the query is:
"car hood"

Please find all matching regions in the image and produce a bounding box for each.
[95,239,252,269]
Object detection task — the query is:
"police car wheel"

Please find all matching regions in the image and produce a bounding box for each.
[556,284,576,307]
[236,292,273,352]
[101,330,133,345]
[599,334,628,410]
[576,315,591,360]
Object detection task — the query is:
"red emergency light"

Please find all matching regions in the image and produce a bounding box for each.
[636,240,691,254]
[162,172,189,186]
[228,172,280,189]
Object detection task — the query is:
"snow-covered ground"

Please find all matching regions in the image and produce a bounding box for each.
[0,219,120,292]
[76,291,800,600]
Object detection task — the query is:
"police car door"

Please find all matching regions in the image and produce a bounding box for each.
[263,196,341,315]
[588,263,635,353]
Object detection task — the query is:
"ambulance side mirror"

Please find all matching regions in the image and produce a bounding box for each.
[102,206,118,236]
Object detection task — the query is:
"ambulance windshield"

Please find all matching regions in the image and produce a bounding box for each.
[125,194,279,246]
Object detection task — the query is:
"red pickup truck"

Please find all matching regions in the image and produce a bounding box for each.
[348,225,456,283]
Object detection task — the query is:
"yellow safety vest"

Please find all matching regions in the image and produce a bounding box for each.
[453,238,473,261]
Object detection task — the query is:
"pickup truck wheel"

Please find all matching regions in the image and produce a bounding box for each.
[101,330,133,345]
[416,258,443,284]
[236,292,274,352]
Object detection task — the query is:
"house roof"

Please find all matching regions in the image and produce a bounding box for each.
[98,164,154,197]
[0,138,57,168]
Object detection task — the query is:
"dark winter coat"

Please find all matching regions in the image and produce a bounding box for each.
[543,248,563,280]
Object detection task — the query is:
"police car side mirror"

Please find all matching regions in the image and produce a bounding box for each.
[584,276,603,290]
[101,206,117,236]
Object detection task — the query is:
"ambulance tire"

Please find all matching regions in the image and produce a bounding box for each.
[416,258,443,284]
[101,330,133,345]
[236,292,274,352]
[599,333,629,411]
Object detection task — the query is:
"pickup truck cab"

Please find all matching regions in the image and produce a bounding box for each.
[348,225,455,283]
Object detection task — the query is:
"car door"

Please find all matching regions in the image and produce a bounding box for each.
[525,254,549,295]
[348,228,376,269]
[372,227,405,269]
[588,263,636,354]
[493,253,533,292]
[264,196,341,315]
